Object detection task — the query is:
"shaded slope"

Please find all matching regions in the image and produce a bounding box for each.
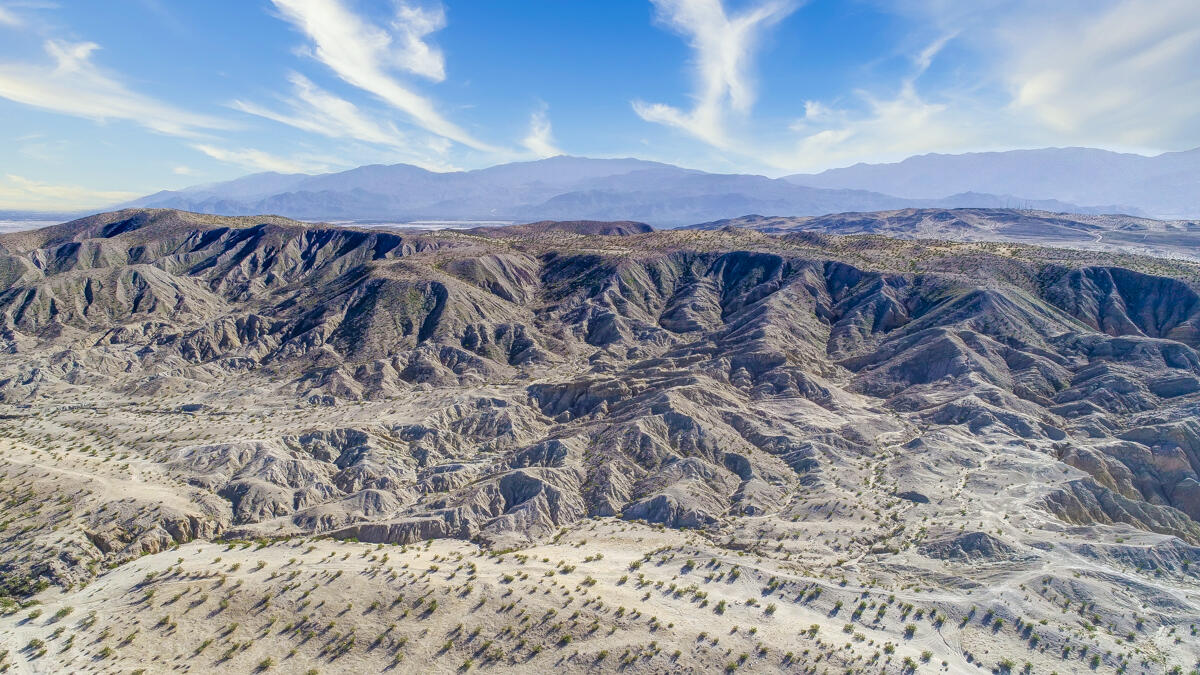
[2,209,1200,558]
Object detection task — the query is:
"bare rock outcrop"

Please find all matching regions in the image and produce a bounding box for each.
[5,208,1200,561]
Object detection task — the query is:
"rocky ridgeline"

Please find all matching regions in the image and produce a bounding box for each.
[1,208,1200,579]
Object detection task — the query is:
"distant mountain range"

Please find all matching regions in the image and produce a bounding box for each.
[119,152,1165,227]
[787,147,1200,220]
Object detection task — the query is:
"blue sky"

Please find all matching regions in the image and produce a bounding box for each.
[1,0,1198,210]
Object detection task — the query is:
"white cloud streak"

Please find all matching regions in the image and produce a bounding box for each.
[270,0,493,151]
[0,39,230,137]
[1000,0,1200,148]
[780,0,1200,172]
[783,89,975,172]
[233,73,465,171]
[233,72,409,149]
[392,2,447,81]
[0,174,139,210]
[521,105,562,158]
[190,144,337,174]
[778,34,980,171]
[0,6,21,26]
[634,0,797,148]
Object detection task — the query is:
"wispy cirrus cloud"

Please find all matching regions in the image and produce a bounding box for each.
[777,33,979,171]
[270,0,494,152]
[190,143,339,174]
[391,1,448,82]
[521,104,562,158]
[634,0,797,149]
[0,5,21,26]
[233,73,409,149]
[778,0,1200,172]
[999,0,1200,148]
[0,39,230,137]
[0,174,139,210]
[233,73,465,171]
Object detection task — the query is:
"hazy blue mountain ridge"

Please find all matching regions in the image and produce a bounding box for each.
[123,154,1142,226]
[787,147,1200,218]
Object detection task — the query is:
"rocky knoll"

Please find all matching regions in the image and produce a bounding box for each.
[1,208,1200,595]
